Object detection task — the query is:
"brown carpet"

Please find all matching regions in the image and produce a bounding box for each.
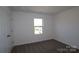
[11,39,79,53]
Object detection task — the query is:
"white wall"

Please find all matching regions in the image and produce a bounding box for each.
[55,7,79,48]
[12,12,55,45]
[0,7,12,52]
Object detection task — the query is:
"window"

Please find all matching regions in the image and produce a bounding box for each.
[34,18,43,34]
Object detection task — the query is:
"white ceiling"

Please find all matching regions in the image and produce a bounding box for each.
[10,6,75,14]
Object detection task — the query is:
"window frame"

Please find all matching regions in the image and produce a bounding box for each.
[34,18,43,35]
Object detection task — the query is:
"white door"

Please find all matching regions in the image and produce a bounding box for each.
[0,7,12,52]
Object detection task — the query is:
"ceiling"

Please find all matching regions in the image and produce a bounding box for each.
[10,6,75,14]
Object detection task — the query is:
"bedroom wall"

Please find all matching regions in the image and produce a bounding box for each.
[12,11,55,45]
[0,7,12,52]
[55,7,79,48]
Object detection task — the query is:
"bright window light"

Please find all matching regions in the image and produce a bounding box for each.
[34,18,43,35]
[34,27,42,34]
[34,18,43,26]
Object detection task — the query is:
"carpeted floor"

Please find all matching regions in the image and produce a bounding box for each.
[11,39,79,53]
